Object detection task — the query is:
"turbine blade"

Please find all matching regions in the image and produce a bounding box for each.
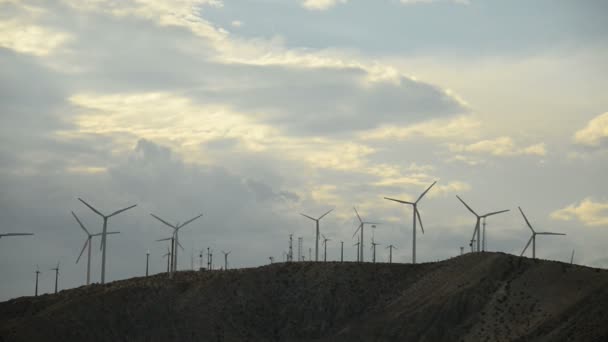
[470,220,479,242]
[483,209,510,217]
[322,234,327,240]
[108,204,137,218]
[176,240,184,250]
[521,236,533,256]
[76,239,89,264]
[537,232,566,236]
[416,181,437,203]
[456,195,478,216]
[352,223,362,238]
[416,208,424,234]
[318,208,333,220]
[156,237,172,242]
[518,207,534,232]
[384,197,414,205]
[105,232,120,235]
[78,198,104,217]
[179,213,203,228]
[0,233,34,237]
[300,213,316,221]
[150,214,177,229]
[71,211,90,236]
[353,207,362,223]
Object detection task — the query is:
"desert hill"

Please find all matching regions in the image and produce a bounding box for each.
[1,252,607,341]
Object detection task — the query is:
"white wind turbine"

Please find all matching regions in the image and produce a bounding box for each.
[150,213,203,272]
[222,250,231,270]
[456,195,510,253]
[300,209,333,262]
[384,181,436,264]
[519,207,566,259]
[156,236,184,273]
[352,207,380,263]
[322,234,331,262]
[78,198,136,284]
[72,211,119,285]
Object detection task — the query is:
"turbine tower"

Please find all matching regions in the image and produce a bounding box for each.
[322,234,330,262]
[519,207,566,259]
[384,181,436,264]
[352,207,379,263]
[354,237,360,262]
[78,198,136,284]
[340,241,344,262]
[163,247,171,273]
[72,211,119,285]
[570,249,575,265]
[0,233,34,239]
[150,213,202,272]
[222,250,231,270]
[34,265,40,297]
[300,209,333,262]
[371,241,381,263]
[386,244,397,263]
[288,234,293,262]
[51,262,60,294]
[456,195,509,253]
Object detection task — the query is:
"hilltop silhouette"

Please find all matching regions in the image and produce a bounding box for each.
[1,252,607,341]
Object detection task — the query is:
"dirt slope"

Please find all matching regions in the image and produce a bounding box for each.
[1,252,607,341]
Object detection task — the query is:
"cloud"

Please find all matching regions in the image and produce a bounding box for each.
[550,198,608,227]
[301,0,347,11]
[361,115,480,141]
[449,137,546,157]
[574,112,608,147]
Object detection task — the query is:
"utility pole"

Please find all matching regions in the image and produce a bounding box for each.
[146,250,150,277]
[340,241,344,262]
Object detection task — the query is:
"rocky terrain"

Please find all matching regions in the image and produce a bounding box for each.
[1,252,607,341]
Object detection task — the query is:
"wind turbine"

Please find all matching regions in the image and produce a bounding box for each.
[386,244,397,263]
[34,265,40,296]
[150,213,203,272]
[353,238,360,262]
[456,195,510,253]
[156,236,184,273]
[72,211,119,285]
[352,207,379,263]
[519,207,566,259]
[0,233,34,239]
[78,198,136,284]
[340,241,344,262]
[322,234,331,262]
[384,181,436,264]
[300,209,333,262]
[222,250,231,270]
[371,241,381,263]
[51,262,60,294]
[162,247,171,273]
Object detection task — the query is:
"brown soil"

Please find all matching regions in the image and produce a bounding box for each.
[1,252,607,341]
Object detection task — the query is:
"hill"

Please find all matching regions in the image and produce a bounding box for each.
[1,252,607,341]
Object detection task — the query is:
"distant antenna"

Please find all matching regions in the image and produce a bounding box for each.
[298,237,303,261]
[288,234,293,262]
[352,207,380,263]
[34,265,40,297]
[300,209,333,262]
[386,244,397,263]
[150,213,202,273]
[519,207,566,259]
[50,262,60,294]
[78,198,136,284]
[456,195,509,253]
[384,181,436,264]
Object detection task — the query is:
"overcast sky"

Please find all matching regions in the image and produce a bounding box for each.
[1,0,607,301]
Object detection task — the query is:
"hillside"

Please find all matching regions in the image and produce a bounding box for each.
[1,252,607,341]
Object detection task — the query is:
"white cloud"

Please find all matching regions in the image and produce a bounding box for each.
[574,112,608,147]
[0,20,71,56]
[449,137,546,157]
[230,20,242,28]
[361,115,480,141]
[550,198,608,227]
[301,0,347,11]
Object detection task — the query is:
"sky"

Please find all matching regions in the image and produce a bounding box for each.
[1,0,607,301]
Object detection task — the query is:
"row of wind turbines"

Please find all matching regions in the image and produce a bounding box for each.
[299,181,566,265]
[3,180,569,297]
